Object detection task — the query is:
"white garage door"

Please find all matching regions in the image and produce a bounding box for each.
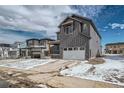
[63,48,85,60]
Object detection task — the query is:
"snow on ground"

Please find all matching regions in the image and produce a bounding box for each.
[0,59,56,70]
[0,59,27,65]
[61,54,124,86]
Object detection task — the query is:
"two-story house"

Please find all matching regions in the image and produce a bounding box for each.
[8,42,22,59]
[0,43,11,59]
[105,42,124,54]
[20,38,54,58]
[50,14,102,60]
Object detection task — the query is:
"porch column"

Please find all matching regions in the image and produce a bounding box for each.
[26,49,28,57]
[48,41,51,56]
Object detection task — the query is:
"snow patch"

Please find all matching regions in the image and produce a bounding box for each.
[61,55,124,86]
[0,59,56,70]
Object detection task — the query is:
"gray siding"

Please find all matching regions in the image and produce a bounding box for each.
[57,15,101,60]
[89,25,101,58]
[59,20,90,60]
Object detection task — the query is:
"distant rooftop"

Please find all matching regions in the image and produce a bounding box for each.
[0,43,11,47]
[40,38,55,41]
[26,38,55,42]
[106,42,124,46]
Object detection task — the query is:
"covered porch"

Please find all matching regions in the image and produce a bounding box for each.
[49,40,60,59]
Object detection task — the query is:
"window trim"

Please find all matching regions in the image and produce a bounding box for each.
[83,24,88,32]
[64,24,73,35]
[81,23,88,32]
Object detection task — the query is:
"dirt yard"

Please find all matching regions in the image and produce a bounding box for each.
[0,58,123,88]
[87,58,105,65]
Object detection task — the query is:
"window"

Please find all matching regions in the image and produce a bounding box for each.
[57,33,60,40]
[81,23,88,32]
[34,40,39,45]
[56,45,59,50]
[68,48,72,51]
[40,41,45,45]
[83,24,88,32]
[114,46,116,48]
[80,47,84,50]
[81,23,84,32]
[74,47,78,50]
[64,48,67,51]
[64,24,73,34]
[28,41,33,46]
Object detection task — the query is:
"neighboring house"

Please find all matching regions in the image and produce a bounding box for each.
[49,31,60,58]
[0,43,11,59]
[105,42,124,54]
[50,14,102,60]
[20,38,54,58]
[8,42,22,59]
[18,41,27,58]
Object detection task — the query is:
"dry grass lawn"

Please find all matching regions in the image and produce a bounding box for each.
[87,58,105,65]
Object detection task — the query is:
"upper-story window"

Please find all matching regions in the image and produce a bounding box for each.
[35,40,39,45]
[28,41,33,46]
[27,40,39,46]
[83,24,88,32]
[57,32,60,40]
[81,23,88,32]
[114,45,116,48]
[40,40,45,46]
[64,24,73,34]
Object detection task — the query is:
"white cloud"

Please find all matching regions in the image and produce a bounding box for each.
[102,29,107,32]
[0,5,104,43]
[98,28,106,32]
[104,26,108,29]
[0,6,76,35]
[109,23,124,29]
[72,5,105,18]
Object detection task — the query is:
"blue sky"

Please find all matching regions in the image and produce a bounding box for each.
[92,6,124,46]
[0,5,124,47]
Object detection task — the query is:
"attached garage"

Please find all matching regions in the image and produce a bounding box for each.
[31,52,41,58]
[33,54,41,58]
[63,47,85,60]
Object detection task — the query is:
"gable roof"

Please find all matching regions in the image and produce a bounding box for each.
[58,14,101,39]
[40,38,55,41]
[26,38,39,42]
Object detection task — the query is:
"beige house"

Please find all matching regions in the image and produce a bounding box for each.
[20,38,54,58]
[105,42,124,54]
[0,43,11,59]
